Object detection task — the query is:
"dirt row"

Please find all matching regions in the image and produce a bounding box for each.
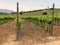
[0,21,16,44]
[0,20,60,45]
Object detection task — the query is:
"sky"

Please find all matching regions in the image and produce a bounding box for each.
[0,0,60,11]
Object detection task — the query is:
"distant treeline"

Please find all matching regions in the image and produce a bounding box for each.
[11,12,23,14]
[0,12,10,14]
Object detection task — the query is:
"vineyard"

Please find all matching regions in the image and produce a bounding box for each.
[19,8,60,35]
[0,2,60,45]
[0,14,15,25]
[0,8,60,45]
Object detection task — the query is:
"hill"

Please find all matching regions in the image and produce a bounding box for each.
[0,9,14,14]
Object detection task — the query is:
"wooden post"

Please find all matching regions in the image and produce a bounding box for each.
[51,4,55,35]
[17,2,19,23]
[16,2,19,39]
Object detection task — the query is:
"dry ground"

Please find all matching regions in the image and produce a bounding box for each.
[0,20,60,45]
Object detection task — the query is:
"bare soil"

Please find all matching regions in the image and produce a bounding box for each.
[0,20,60,45]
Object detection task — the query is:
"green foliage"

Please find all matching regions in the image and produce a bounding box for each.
[16,18,22,28]
[54,17,60,21]
[0,16,14,25]
[45,19,52,24]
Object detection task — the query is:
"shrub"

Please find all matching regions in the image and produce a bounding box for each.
[42,12,47,15]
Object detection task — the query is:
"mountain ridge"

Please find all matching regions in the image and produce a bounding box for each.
[0,9,14,13]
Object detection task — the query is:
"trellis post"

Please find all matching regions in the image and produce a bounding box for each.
[51,3,55,35]
[17,2,19,23]
[16,2,19,39]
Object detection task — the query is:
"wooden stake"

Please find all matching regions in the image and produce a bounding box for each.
[16,2,19,39]
[17,2,19,23]
[51,4,55,35]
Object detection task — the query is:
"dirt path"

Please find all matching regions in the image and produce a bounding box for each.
[0,21,16,45]
[0,20,60,45]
